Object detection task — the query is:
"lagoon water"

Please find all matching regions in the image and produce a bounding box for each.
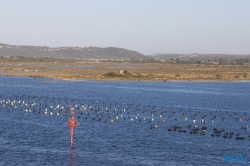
[0,76,250,165]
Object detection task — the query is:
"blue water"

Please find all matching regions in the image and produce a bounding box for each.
[1,64,101,69]
[0,76,250,165]
[110,66,153,69]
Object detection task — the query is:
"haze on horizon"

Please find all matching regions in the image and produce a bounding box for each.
[1,0,250,55]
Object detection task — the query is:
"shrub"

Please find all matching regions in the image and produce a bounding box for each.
[216,74,222,78]
[105,72,116,77]
[234,75,239,78]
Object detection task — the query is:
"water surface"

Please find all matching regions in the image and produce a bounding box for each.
[0,76,249,165]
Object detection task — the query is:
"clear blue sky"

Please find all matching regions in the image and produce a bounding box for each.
[1,0,250,55]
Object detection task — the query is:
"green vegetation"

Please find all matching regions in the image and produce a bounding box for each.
[175,74,180,77]
[0,55,75,63]
[235,75,239,78]
[215,74,222,79]
[103,71,145,79]
[104,72,117,77]
[1,43,250,66]
[1,60,249,81]
[112,57,250,66]
[0,43,145,60]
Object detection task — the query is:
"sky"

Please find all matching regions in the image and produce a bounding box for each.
[1,0,250,55]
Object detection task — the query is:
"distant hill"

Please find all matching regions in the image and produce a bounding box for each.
[148,53,250,61]
[0,43,147,60]
[1,43,250,61]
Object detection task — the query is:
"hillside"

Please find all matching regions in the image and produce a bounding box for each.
[148,53,250,61]
[1,43,250,62]
[0,43,146,60]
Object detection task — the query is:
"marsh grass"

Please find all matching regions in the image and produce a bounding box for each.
[1,61,250,81]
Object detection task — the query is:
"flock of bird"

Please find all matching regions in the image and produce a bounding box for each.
[1,94,249,141]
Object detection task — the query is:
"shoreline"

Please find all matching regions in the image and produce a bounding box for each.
[1,74,249,83]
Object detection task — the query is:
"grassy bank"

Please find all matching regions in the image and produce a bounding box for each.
[0,61,250,82]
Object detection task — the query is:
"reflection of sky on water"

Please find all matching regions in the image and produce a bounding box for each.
[5,65,101,69]
[110,66,154,69]
[1,64,154,69]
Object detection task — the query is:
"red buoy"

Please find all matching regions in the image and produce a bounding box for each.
[68,108,79,148]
